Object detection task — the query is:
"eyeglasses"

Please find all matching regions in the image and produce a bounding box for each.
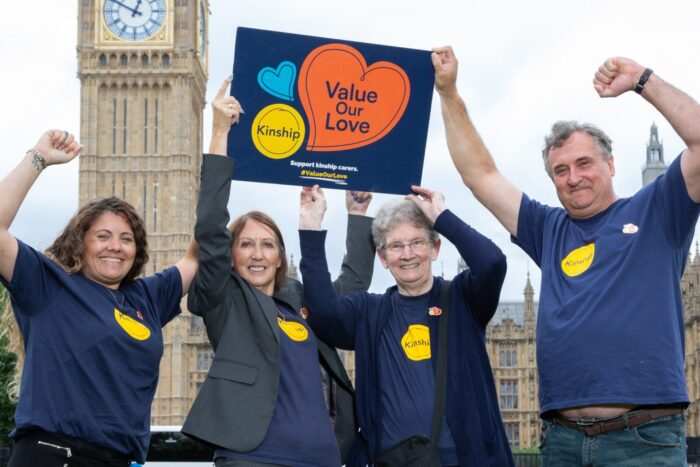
[382,239,431,254]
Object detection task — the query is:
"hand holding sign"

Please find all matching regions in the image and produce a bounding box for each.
[299,185,327,230]
[210,77,243,155]
[345,190,372,216]
[431,46,459,97]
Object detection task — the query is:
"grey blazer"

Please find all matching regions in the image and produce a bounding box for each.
[182,154,375,459]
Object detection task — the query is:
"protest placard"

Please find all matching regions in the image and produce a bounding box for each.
[229,27,434,195]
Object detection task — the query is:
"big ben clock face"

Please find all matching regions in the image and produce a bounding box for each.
[103,0,167,41]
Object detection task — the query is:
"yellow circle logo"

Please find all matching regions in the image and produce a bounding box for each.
[401,324,431,361]
[114,309,151,341]
[251,104,305,159]
[278,317,309,342]
[561,243,595,277]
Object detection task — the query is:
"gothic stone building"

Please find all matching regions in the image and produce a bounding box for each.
[683,251,700,436]
[486,274,540,448]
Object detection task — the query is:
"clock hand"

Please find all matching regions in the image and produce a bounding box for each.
[110,0,143,17]
[131,0,142,18]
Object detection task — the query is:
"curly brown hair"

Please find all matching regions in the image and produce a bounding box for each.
[228,211,287,292]
[1,197,150,400]
[46,196,149,283]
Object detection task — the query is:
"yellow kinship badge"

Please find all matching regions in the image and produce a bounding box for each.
[561,243,595,277]
[278,317,309,342]
[114,309,151,341]
[401,324,431,361]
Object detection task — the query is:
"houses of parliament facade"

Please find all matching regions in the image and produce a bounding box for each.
[74,0,700,450]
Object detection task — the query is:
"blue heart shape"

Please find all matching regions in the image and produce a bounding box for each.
[257,61,297,101]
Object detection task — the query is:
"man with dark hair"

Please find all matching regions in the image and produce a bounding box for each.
[432,46,700,465]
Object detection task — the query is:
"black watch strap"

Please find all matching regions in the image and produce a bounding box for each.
[634,68,654,94]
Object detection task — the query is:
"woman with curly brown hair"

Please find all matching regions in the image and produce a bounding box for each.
[0,130,198,467]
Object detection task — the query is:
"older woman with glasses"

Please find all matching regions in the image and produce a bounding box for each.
[299,186,514,467]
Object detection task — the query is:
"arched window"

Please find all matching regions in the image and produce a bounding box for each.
[141,54,149,66]
[120,54,128,67]
[162,54,170,67]
[98,54,107,66]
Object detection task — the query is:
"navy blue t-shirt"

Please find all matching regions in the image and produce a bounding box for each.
[1,240,182,463]
[216,303,340,467]
[378,292,457,466]
[514,156,700,413]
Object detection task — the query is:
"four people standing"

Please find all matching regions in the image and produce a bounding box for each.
[4,42,697,467]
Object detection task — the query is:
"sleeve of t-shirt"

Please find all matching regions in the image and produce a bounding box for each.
[651,154,700,249]
[0,240,60,315]
[139,266,183,327]
[511,194,550,267]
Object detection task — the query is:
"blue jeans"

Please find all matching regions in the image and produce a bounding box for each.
[540,413,687,466]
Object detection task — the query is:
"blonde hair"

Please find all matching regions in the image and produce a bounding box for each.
[0,289,21,401]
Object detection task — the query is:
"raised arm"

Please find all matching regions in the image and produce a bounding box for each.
[432,46,522,236]
[332,191,375,295]
[174,237,198,296]
[0,130,82,282]
[593,57,700,202]
[187,78,243,313]
[408,185,506,326]
[299,186,362,349]
[175,77,241,296]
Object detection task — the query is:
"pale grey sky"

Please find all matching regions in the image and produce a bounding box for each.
[2,0,699,300]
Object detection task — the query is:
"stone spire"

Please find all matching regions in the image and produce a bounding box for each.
[287,253,298,280]
[524,270,535,328]
[642,122,668,186]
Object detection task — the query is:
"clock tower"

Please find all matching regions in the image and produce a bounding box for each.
[77,0,210,424]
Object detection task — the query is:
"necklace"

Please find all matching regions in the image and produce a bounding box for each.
[107,288,126,309]
[82,276,127,309]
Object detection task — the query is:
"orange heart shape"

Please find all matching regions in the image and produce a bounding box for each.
[298,43,410,152]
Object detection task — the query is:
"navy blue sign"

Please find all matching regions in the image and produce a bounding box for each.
[228,27,434,195]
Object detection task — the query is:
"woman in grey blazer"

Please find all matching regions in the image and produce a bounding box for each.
[182,79,375,467]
